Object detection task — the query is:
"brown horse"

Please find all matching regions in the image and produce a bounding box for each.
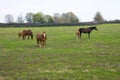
[36,32,47,47]
[18,32,24,38]
[78,26,97,39]
[76,30,80,39]
[22,30,33,40]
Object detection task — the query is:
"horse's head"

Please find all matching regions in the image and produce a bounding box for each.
[42,32,47,41]
[18,32,24,38]
[92,26,98,31]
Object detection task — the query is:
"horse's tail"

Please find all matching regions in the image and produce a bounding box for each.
[30,30,33,40]
[78,30,81,39]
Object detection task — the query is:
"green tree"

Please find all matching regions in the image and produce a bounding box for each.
[94,12,104,22]
[33,12,46,23]
[67,12,79,23]
[45,15,53,23]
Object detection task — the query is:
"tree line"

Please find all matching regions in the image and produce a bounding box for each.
[5,12,79,24]
[4,12,105,24]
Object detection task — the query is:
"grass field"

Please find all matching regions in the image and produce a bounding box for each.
[0,24,120,80]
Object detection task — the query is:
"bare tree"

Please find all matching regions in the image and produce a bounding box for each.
[25,12,33,23]
[54,12,79,23]
[17,14,24,23]
[53,13,62,23]
[61,13,71,23]
[5,14,14,23]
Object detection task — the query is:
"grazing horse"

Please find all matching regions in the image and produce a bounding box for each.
[22,30,33,40]
[36,32,47,47]
[78,26,97,39]
[18,32,24,38]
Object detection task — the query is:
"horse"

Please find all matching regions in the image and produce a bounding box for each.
[36,32,47,47]
[76,30,80,39]
[22,30,33,40]
[78,26,97,39]
[18,32,24,38]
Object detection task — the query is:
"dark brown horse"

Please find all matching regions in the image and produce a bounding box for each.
[36,32,47,47]
[22,30,33,40]
[78,26,97,39]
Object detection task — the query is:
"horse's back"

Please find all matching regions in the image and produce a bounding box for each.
[36,33,42,40]
[23,30,33,35]
[28,30,33,34]
[79,28,84,33]
[79,28,91,33]
[36,32,47,41]
[23,30,27,33]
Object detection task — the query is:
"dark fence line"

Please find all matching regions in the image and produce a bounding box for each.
[0,21,120,27]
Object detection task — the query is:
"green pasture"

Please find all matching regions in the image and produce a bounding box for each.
[0,24,120,80]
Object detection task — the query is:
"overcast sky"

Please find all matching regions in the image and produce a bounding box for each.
[0,0,120,22]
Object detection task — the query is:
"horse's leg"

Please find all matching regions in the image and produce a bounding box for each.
[76,34,79,39]
[39,41,42,47]
[80,33,82,38]
[77,35,79,39]
[44,41,46,46]
[78,32,81,39]
[30,35,32,40]
[41,41,43,47]
[43,41,46,47]
[22,35,25,40]
[37,40,41,47]
[76,32,79,39]
[28,35,29,40]
[23,35,26,40]
[37,40,39,46]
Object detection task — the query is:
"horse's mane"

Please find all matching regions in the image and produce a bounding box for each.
[89,26,96,30]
